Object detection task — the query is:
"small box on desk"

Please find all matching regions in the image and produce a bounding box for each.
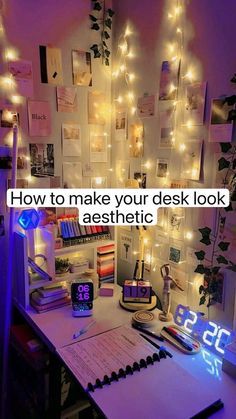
[222,341,236,378]
[99,283,114,296]
[123,280,152,303]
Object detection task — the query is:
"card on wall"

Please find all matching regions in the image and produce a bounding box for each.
[8,59,33,97]
[116,160,130,187]
[72,50,92,86]
[120,233,133,264]
[169,240,184,264]
[39,45,63,85]
[156,158,169,178]
[7,178,28,189]
[167,207,185,239]
[181,140,203,180]
[29,143,54,177]
[144,244,152,272]
[156,207,168,230]
[0,109,20,128]
[183,82,207,125]
[129,123,144,157]
[209,99,234,142]
[91,177,107,188]
[137,94,156,118]
[82,163,94,177]
[159,60,180,101]
[62,123,81,157]
[28,100,51,136]
[115,106,127,141]
[90,130,107,163]
[134,172,146,188]
[88,91,106,125]
[56,87,78,113]
[171,268,188,305]
[63,162,82,188]
[159,107,175,148]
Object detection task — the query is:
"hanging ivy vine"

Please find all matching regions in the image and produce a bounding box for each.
[89,0,114,66]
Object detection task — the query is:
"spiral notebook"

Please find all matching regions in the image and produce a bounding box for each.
[58,325,166,391]
[58,325,223,419]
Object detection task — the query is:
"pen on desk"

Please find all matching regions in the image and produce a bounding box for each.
[132,323,164,342]
[73,320,96,339]
[163,327,193,351]
[139,333,172,358]
[167,327,199,349]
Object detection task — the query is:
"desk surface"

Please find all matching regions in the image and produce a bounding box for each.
[17,286,236,418]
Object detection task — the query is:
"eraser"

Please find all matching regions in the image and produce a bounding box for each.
[99,283,114,296]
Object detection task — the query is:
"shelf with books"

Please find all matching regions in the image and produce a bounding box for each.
[55,239,115,256]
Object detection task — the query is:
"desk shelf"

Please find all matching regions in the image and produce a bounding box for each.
[55,239,114,256]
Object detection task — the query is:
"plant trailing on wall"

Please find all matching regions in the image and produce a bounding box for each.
[89,0,114,66]
[195,74,236,307]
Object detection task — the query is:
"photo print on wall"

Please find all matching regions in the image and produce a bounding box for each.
[72,50,92,86]
[39,45,63,85]
[29,143,54,177]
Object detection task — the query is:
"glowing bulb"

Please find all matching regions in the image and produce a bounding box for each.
[176,27,182,34]
[127,91,134,102]
[127,50,134,58]
[125,27,132,36]
[131,106,136,115]
[169,44,175,54]
[128,73,135,82]
[169,83,177,94]
[168,12,173,19]
[26,175,32,182]
[171,55,178,62]
[186,120,193,128]
[175,6,182,16]
[186,231,193,240]
[0,75,15,89]
[25,156,30,162]
[144,238,148,245]
[120,64,126,73]
[179,143,186,152]
[5,48,19,61]
[107,144,112,148]
[116,95,123,103]
[108,168,113,172]
[11,95,22,104]
[119,41,128,55]
[95,177,102,186]
[144,161,151,170]
[112,70,119,78]
[184,70,194,81]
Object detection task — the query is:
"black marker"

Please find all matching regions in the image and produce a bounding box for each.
[132,323,164,342]
[139,333,173,358]
[163,327,193,352]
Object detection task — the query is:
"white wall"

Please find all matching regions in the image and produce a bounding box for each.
[112,0,236,329]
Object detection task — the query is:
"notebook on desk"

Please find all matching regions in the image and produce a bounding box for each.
[58,325,223,419]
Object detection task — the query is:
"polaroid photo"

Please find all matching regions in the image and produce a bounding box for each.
[209,98,234,142]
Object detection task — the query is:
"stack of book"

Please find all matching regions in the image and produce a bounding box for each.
[30,285,71,313]
[97,244,115,285]
[57,215,111,246]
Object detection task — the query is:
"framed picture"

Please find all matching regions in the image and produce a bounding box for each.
[62,123,81,157]
[159,60,180,101]
[159,107,175,148]
[183,82,207,125]
[156,159,169,178]
[115,106,127,141]
[28,100,51,137]
[181,140,203,181]
[39,45,63,85]
[56,87,78,113]
[169,242,183,264]
[134,172,147,188]
[137,95,156,118]
[90,132,107,163]
[29,143,54,177]
[129,123,144,157]
[168,207,185,239]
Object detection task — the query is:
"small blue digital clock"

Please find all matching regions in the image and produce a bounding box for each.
[174,304,234,357]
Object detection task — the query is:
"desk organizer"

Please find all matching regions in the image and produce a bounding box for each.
[160,324,201,354]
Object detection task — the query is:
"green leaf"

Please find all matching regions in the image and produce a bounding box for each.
[218,241,230,251]
[199,296,206,305]
[199,285,204,294]
[199,227,211,237]
[103,31,110,39]
[225,203,233,212]
[212,266,220,274]
[104,49,110,57]
[200,236,211,246]
[89,14,97,22]
[227,109,236,121]
[216,255,228,265]
[105,58,110,66]
[94,2,102,11]
[194,264,205,274]
[195,250,206,261]
[103,41,108,47]
[224,95,236,106]
[107,8,115,17]
[91,23,100,31]
[90,44,99,51]
[94,51,101,58]
[105,18,112,29]
[220,143,232,153]
[218,157,230,171]
[204,267,211,276]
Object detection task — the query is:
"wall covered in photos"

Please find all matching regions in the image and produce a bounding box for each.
[112,0,236,329]
[0,0,112,335]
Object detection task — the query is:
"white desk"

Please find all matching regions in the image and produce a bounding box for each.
[15,286,236,419]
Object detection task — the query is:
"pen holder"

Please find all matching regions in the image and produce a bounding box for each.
[160,324,201,354]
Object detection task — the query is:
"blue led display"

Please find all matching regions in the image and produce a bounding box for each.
[18,209,40,230]
[174,304,234,357]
